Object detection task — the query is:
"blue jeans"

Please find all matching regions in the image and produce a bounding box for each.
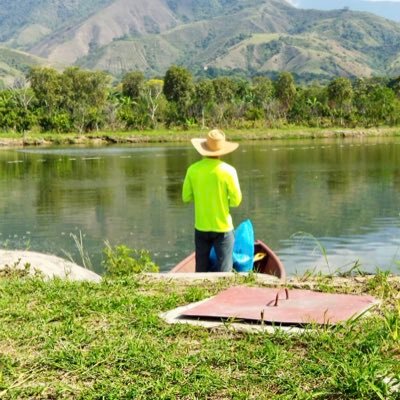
[195,229,234,272]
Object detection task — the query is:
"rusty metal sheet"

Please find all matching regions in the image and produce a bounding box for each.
[182,286,378,325]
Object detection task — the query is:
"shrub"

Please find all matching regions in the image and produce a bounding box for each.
[102,242,159,277]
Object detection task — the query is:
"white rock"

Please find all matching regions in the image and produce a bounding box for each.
[0,250,101,282]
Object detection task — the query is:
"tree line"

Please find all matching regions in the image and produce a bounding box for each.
[1,65,400,133]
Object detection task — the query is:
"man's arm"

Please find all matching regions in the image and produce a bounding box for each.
[227,168,242,207]
[182,170,193,203]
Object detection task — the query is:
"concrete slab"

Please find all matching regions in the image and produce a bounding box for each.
[182,286,379,325]
[161,286,380,333]
[0,250,101,282]
[160,299,305,334]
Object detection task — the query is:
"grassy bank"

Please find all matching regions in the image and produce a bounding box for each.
[0,272,399,399]
[1,126,400,146]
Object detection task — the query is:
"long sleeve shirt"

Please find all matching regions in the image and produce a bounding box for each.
[182,158,242,232]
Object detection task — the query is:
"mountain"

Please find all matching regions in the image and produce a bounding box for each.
[292,0,400,22]
[0,0,400,83]
[0,47,52,87]
[0,0,114,47]
[72,0,400,80]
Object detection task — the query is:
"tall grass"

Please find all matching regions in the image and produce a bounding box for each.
[61,231,93,271]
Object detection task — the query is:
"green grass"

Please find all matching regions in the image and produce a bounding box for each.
[1,126,400,146]
[0,271,399,399]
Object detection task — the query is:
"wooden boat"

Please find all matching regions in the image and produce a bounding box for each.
[170,240,286,281]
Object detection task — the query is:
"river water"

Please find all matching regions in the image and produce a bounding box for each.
[1,137,400,276]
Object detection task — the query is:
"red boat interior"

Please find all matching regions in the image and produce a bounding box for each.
[171,240,286,281]
[252,241,285,280]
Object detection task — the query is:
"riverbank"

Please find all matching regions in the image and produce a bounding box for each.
[1,271,399,399]
[1,126,400,147]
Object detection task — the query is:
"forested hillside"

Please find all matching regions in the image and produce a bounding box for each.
[1,0,400,83]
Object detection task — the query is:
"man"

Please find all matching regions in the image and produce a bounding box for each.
[182,129,242,272]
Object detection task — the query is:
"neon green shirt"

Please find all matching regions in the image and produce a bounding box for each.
[182,158,242,232]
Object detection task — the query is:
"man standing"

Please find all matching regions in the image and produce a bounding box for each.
[182,129,242,272]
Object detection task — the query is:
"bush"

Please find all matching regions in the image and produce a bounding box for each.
[102,242,159,277]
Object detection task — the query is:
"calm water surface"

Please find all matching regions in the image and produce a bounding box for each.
[1,137,400,275]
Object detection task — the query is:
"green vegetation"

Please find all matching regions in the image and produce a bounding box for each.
[102,242,159,276]
[1,66,400,137]
[2,126,400,147]
[0,265,399,399]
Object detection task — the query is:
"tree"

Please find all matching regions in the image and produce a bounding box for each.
[212,77,236,104]
[289,85,328,127]
[193,79,215,129]
[233,78,253,121]
[327,77,353,126]
[249,76,276,124]
[163,66,194,123]
[61,67,111,133]
[366,86,397,125]
[251,76,274,109]
[143,79,165,128]
[275,72,297,118]
[388,76,400,99]
[28,67,62,111]
[122,71,145,100]
[353,78,374,126]
[234,79,252,103]
[1,77,36,134]
[0,89,35,133]
[28,67,68,132]
[212,77,237,125]
[29,66,111,133]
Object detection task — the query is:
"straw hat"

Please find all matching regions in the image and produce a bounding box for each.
[191,129,239,157]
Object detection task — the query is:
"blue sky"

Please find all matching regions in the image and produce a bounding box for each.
[290,0,400,3]
[289,0,400,22]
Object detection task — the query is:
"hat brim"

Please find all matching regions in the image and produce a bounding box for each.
[191,138,239,156]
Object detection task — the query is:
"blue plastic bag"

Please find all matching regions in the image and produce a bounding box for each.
[232,219,255,272]
[209,219,255,272]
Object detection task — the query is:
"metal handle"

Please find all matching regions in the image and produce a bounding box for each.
[274,288,289,307]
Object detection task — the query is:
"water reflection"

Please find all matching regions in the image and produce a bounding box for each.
[280,221,400,275]
[0,137,399,275]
